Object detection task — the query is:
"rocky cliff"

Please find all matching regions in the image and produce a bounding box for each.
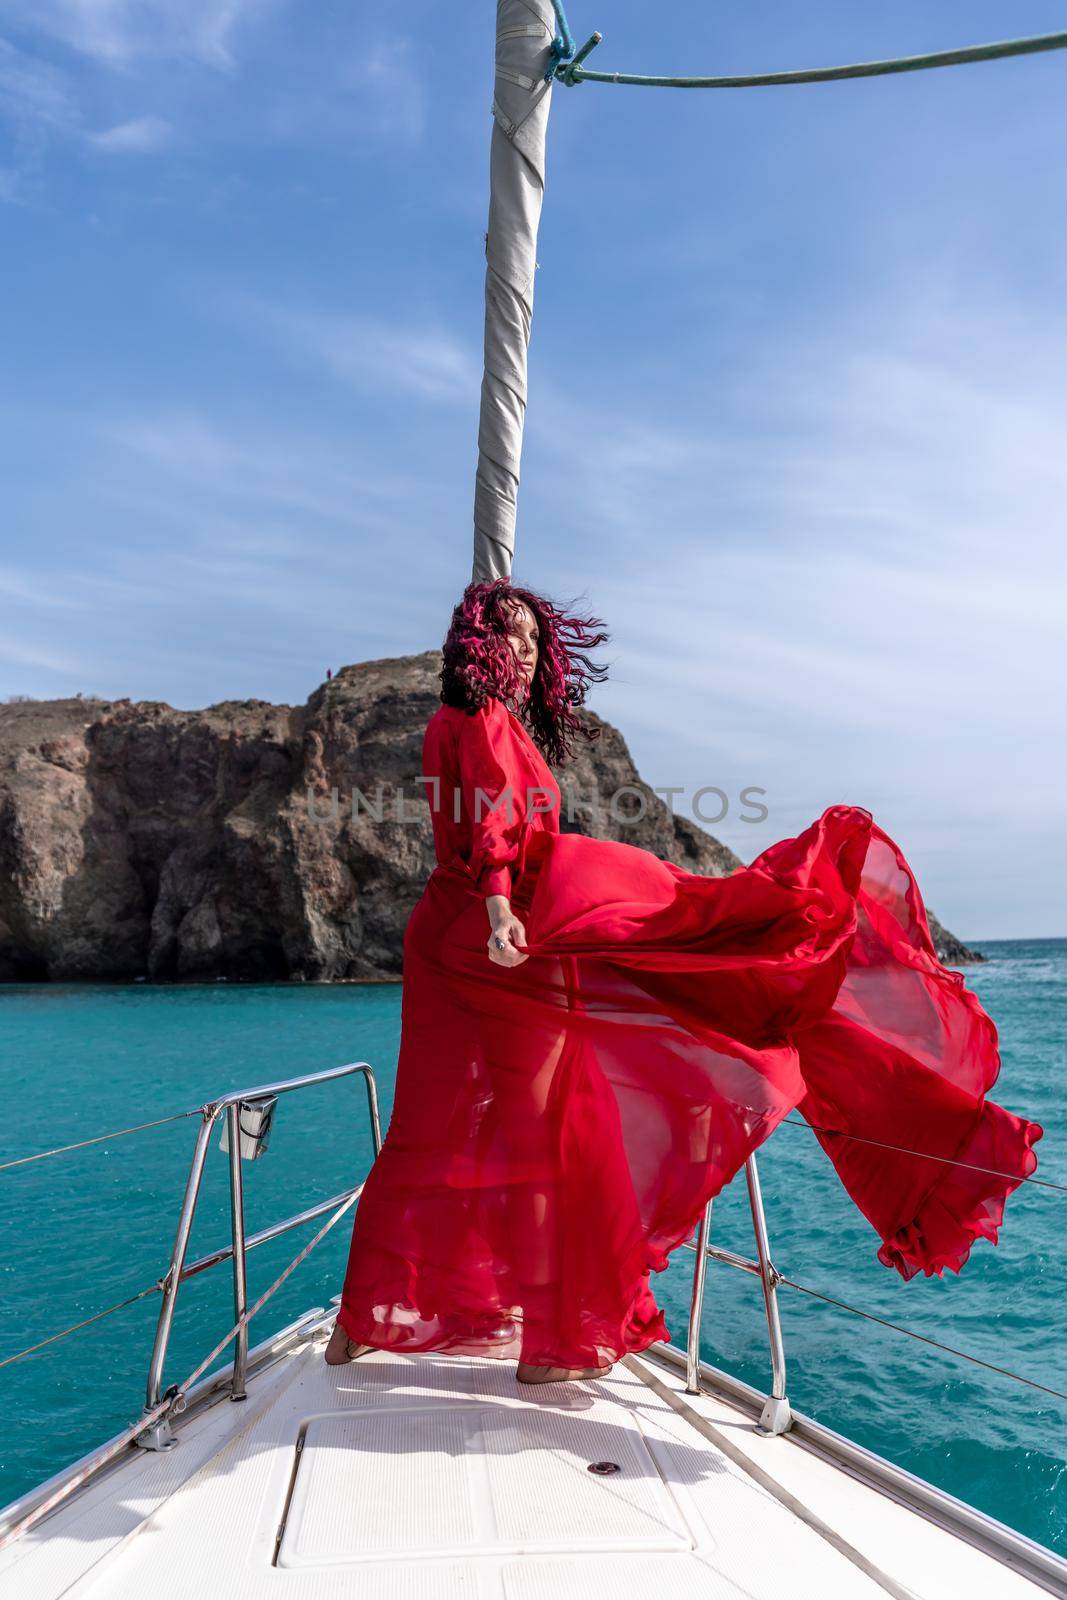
[0,654,983,981]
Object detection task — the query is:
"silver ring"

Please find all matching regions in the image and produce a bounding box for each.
[493,936,506,950]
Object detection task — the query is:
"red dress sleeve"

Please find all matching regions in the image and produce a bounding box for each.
[455,701,527,899]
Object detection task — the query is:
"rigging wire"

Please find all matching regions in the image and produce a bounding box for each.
[546,7,1067,90]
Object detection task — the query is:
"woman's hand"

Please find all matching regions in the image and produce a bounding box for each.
[485,895,529,966]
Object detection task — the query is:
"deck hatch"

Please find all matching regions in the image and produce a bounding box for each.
[276,1402,693,1566]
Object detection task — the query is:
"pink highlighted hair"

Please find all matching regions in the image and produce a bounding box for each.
[439,578,611,765]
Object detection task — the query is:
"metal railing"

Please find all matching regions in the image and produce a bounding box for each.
[138,1062,381,1448]
[4,1055,1062,1573]
[0,1063,379,1430]
[680,1152,791,1433]
[672,1137,1067,1593]
[0,1061,381,1548]
[680,1141,1066,1442]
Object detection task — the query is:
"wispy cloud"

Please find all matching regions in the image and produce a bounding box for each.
[0,38,75,129]
[3,0,277,70]
[0,0,276,197]
[222,295,480,404]
[89,115,173,152]
[512,267,1067,934]
[0,637,84,674]
[92,409,418,524]
[0,5,425,203]
[259,32,427,151]
[0,40,78,200]
[358,40,425,144]
[0,39,176,197]
[0,567,82,608]
[0,402,460,701]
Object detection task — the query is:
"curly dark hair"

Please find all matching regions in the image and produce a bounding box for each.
[439,577,611,765]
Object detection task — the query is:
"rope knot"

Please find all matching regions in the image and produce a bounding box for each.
[544,1,576,80]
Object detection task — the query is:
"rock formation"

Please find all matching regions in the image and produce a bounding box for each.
[0,654,984,982]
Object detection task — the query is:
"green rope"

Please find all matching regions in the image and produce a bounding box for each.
[554,27,1067,89]
[546,0,576,80]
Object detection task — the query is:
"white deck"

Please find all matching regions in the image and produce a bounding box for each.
[0,1320,1057,1600]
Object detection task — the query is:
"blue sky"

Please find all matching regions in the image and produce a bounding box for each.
[1,1,1065,938]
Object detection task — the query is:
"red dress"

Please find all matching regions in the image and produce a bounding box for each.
[337,696,1043,1369]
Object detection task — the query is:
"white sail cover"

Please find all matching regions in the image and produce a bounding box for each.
[472,0,557,584]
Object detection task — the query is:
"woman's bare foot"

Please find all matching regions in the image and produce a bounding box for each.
[324,1321,371,1365]
[516,1361,612,1384]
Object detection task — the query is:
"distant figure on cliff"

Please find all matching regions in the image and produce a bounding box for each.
[326,669,332,681]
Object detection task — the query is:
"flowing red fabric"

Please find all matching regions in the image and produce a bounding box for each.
[337,698,1043,1369]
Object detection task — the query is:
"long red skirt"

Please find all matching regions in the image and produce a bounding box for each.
[337,805,1042,1369]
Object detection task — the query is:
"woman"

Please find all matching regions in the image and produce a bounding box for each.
[326,578,1042,1383]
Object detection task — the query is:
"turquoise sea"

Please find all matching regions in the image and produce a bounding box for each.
[1,938,1063,1554]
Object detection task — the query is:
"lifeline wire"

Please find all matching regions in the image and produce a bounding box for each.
[775,1275,1067,1403]
[0,1180,365,1370]
[0,1185,362,1552]
[549,17,1067,90]
[0,1108,202,1171]
[0,1281,166,1371]
[1,1104,1059,1194]
[776,1115,1064,1194]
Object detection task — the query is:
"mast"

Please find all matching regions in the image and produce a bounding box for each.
[472,1,557,584]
